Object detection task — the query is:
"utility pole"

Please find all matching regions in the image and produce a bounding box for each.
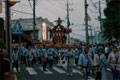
[33,0,36,39]
[90,25,93,44]
[5,0,11,71]
[5,0,11,58]
[99,0,102,31]
[98,0,104,44]
[5,0,19,71]
[66,0,73,44]
[84,0,89,44]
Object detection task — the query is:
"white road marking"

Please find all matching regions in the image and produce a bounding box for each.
[13,68,17,73]
[13,67,20,72]
[73,68,83,75]
[73,68,94,79]
[107,68,111,71]
[63,66,94,79]
[62,66,81,74]
[88,76,95,80]
[14,74,17,80]
[26,67,38,75]
[53,67,66,73]
[76,67,80,70]
[62,66,67,69]
[39,67,53,74]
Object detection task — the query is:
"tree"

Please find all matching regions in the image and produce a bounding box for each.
[0,18,4,28]
[0,40,5,49]
[0,18,4,40]
[103,0,120,43]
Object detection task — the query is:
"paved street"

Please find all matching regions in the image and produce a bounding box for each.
[16,64,113,80]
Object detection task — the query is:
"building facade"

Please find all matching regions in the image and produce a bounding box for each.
[11,17,54,42]
[70,37,81,45]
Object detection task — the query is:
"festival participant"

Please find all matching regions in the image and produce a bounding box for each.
[19,43,27,64]
[108,46,120,80]
[94,49,102,80]
[78,47,93,80]
[32,46,38,64]
[88,45,95,75]
[41,44,48,71]
[11,47,20,72]
[105,44,109,59]
[88,45,94,59]
[37,45,42,64]
[26,43,33,67]
[52,46,58,64]
[66,46,74,76]
[73,46,79,67]
[95,44,100,54]
[99,49,108,80]
[47,46,54,68]
[56,46,60,64]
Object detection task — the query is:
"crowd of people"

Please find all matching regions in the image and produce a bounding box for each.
[0,42,120,80]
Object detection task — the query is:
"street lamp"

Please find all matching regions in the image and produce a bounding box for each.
[9,0,20,7]
[11,12,16,16]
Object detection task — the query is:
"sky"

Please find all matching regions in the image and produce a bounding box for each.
[0,0,106,41]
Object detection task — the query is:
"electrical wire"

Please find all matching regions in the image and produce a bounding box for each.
[2,6,37,16]
[89,0,106,8]
[28,0,33,10]
[37,0,66,17]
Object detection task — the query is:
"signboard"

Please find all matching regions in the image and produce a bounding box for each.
[0,0,2,13]
[42,22,47,41]
[12,20,24,35]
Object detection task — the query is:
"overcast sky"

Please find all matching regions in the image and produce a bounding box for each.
[0,0,106,41]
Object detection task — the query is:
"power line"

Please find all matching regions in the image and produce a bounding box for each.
[88,7,104,14]
[37,1,63,16]
[45,1,82,28]
[88,8,98,13]
[49,0,65,10]
[38,0,65,9]
[71,32,85,37]
[38,0,65,10]
[2,6,35,16]
[28,0,33,10]
[89,0,106,8]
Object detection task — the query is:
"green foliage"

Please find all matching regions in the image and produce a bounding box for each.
[103,0,120,43]
[0,40,6,49]
[0,18,4,29]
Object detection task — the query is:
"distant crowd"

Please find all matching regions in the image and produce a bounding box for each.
[0,42,120,80]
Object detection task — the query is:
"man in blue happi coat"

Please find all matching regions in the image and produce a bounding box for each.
[78,46,93,80]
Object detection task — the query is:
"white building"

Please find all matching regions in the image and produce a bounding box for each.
[11,17,54,42]
[70,37,81,45]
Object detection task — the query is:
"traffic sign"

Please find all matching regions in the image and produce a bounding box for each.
[12,20,24,35]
